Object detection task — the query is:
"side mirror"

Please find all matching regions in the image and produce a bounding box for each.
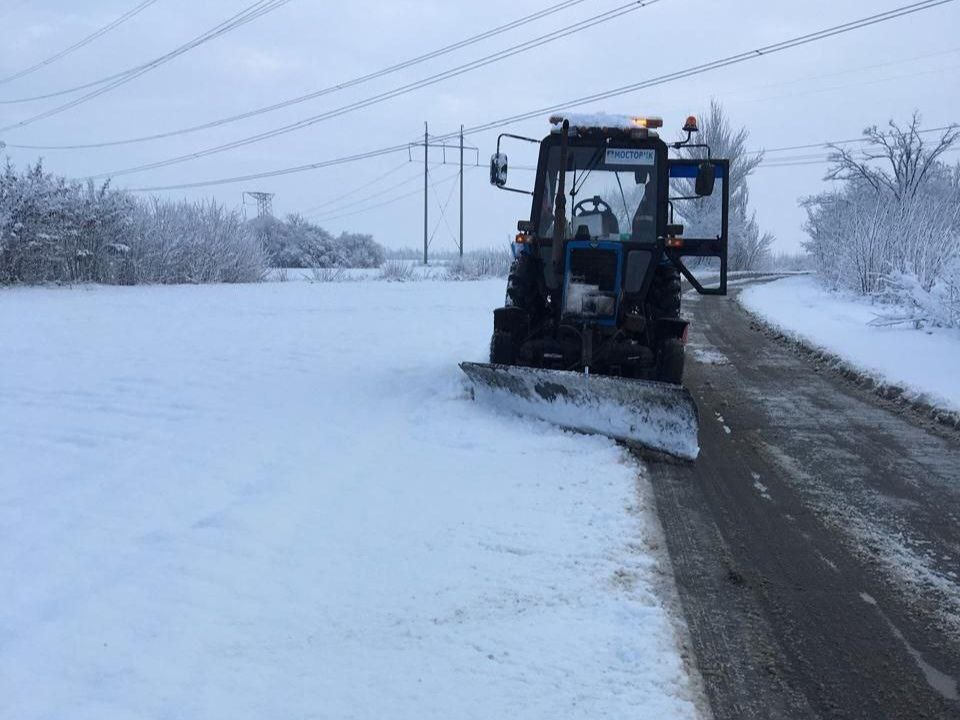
[695,161,715,197]
[490,153,508,187]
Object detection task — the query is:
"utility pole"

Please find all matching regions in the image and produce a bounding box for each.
[423,122,429,266]
[408,124,479,265]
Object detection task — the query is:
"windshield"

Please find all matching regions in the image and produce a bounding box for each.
[536,144,659,242]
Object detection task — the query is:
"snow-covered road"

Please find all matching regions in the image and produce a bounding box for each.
[0,279,699,719]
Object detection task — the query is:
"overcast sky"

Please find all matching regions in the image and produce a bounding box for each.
[1,0,958,255]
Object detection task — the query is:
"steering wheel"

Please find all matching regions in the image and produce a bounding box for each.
[573,196,613,218]
[572,195,619,235]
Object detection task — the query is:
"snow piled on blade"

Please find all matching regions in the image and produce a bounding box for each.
[0,279,701,719]
[461,363,700,460]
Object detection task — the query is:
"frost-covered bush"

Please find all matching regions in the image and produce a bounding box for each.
[336,231,384,268]
[127,198,265,284]
[310,267,348,282]
[803,113,960,326]
[445,248,512,280]
[0,161,134,284]
[252,214,385,269]
[0,160,266,285]
[379,259,415,281]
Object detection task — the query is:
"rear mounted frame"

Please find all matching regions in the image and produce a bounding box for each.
[666,158,730,296]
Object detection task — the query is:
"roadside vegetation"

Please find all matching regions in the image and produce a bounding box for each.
[250,213,384,270]
[0,161,265,285]
[0,159,515,286]
[803,112,960,328]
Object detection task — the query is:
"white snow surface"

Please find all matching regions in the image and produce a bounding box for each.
[740,275,960,412]
[0,280,699,719]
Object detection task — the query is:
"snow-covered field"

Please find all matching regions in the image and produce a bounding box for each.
[740,275,960,412]
[0,279,699,719]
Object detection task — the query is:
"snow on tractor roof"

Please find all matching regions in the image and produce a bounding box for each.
[549,112,663,131]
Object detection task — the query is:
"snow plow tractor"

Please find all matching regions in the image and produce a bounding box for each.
[461,113,729,460]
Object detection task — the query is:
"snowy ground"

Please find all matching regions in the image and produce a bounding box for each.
[740,275,960,412]
[0,279,700,719]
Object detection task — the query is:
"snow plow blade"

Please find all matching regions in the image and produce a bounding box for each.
[460,362,699,460]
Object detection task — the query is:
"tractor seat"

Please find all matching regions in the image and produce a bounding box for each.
[571,214,605,238]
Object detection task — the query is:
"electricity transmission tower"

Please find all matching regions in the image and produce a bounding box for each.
[409,122,478,265]
[243,191,275,218]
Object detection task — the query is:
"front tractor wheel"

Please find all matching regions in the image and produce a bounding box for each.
[490,331,515,365]
[658,338,685,385]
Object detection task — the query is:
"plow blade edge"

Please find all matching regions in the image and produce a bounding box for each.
[460,362,699,460]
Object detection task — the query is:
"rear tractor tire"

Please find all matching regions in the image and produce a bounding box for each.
[658,338,685,385]
[649,264,682,319]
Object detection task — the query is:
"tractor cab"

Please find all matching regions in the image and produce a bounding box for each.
[492,113,729,300]
[484,112,729,385]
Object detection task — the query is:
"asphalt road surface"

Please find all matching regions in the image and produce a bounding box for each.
[645,275,960,720]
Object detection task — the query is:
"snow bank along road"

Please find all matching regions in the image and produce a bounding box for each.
[649,275,960,719]
[0,280,702,719]
[740,274,960,416]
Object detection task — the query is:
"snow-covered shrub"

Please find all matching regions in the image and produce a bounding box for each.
[0,161,135,284]
[674,101,774,270]
[445,248,512,280]
[252,214,385,269]
[310,266,348,282]
[871,265,960,328]
[336,231,384,268]
[253,214,339,268]
[379,259,415,281]
[0,160,266,285]
[803,113,960,325]
[127,198,265,284]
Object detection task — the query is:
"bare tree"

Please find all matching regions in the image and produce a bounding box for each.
[804,111,960,326]
[826,111,959,201]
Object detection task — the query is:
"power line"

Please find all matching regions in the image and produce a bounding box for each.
[0,0,161,86]
[5,0,590,150]
[127,143,414,192]
[299,161,412,215]
[304,157,481,222]
[670,45,960,117]
[124,0,956,193]
[452,0,957,137]
[0,0,293,130]
[756,144,960,169]
[758,125,957,155]
[310,168,463,224]
[306,169,424,217]
[0,1,288,106]
[83,0,663,180]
